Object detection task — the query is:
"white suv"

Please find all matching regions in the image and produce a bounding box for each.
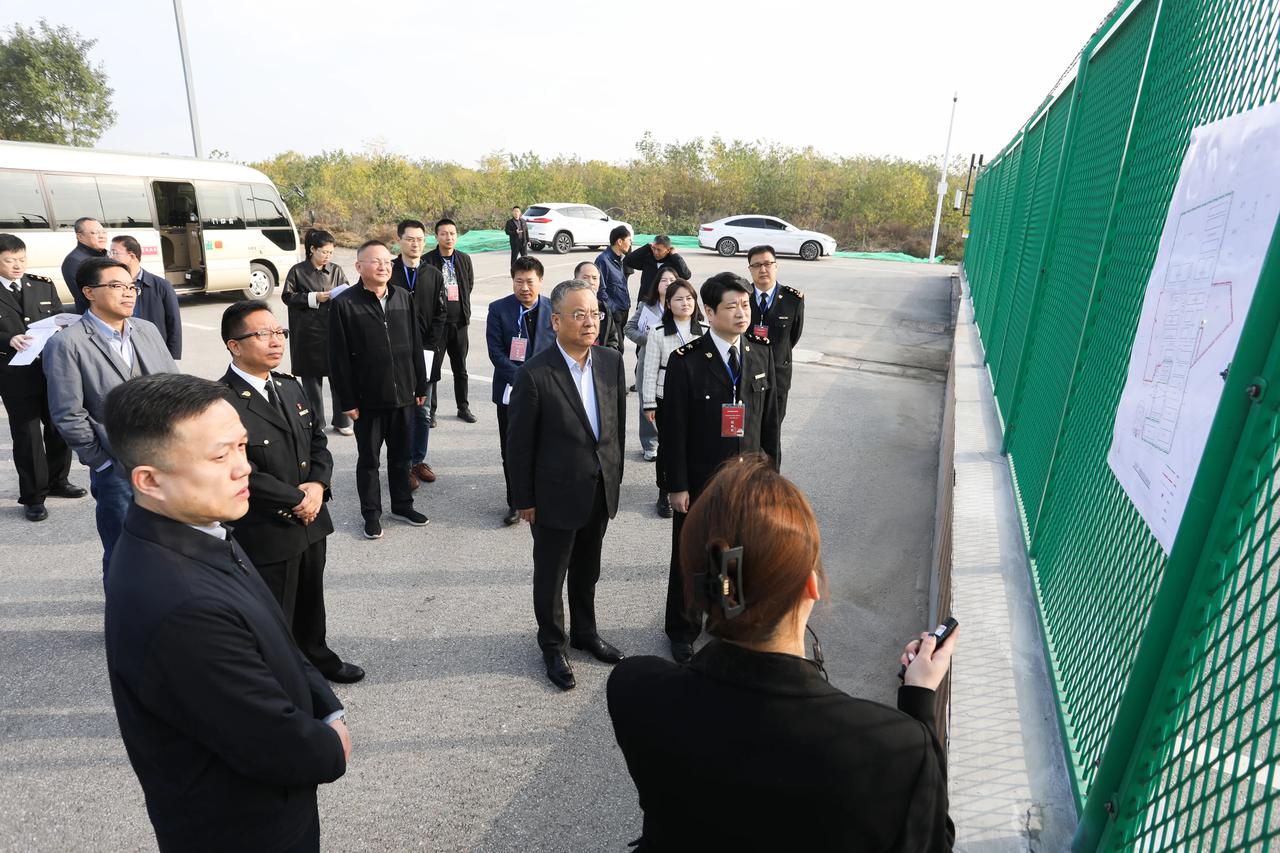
[524,203,632,254]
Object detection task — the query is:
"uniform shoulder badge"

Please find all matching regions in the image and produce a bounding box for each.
[747,331,771,345]
[271,370,295,381]
[26,273,54,284]
[674,342,695,357]
[782,284,804,300]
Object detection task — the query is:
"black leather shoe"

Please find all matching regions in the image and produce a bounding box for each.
[325,662,365,684]
[671,641,694,665]
[543,651,575,690]
[571,636,624,664]
[656,492,673,518]
[503,508,520,526]
[24,503,48,522]
[429,414,438,428]
[48,483,87,499]
[457,408,478,424]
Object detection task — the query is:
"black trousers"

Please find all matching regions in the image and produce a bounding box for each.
[432,323,470,414]
[531,478,608,653]
[299,376,350,429]
[2,391,72,505]
[610,309,628,353]
[509,242,527,270]
[665,484,705,644]
[496,402,513,510]
[253,537,341,676]
[353,405,414,520]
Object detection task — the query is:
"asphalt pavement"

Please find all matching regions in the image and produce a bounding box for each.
[0,247,957,852]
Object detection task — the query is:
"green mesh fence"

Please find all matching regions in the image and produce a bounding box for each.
[962,0,1280,849]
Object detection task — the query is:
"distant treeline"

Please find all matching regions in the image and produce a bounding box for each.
[253,134,971,259]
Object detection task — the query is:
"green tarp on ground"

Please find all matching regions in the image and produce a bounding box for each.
[401,229,939,263]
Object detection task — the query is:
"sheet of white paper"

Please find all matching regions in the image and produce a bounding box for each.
[1108,100,1280,554]
[422,349,435,378]
[502,384,513,406]
[8,324,59,366]
[329,283,351,300]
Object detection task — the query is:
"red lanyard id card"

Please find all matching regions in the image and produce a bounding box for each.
[721,403,746,438]
[509,336,528,361]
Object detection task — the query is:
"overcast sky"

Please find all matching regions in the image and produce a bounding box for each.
[9,0,1115,167]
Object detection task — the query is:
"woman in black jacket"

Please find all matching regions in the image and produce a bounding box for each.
[607,455,957,851]
[281,229,351,434]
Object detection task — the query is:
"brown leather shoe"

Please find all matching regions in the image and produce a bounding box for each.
[412,462,436,483]
[408,473,420,491]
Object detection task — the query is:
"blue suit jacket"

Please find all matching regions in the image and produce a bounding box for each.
[486,293,555,405]
[133,267,182,359]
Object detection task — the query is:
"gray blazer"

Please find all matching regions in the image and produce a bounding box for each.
[43,314,178,470]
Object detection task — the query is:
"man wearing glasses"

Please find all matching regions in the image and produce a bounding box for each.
[746,245,805,429]
[43,257,178,579]
[507,279,628,690]
[219,300,364,684]
[328,241,429,540]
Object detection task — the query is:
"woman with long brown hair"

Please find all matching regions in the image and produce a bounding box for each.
[608,455,957,851]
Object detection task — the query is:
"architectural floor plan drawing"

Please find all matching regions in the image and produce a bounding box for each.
[1109,101,1280,554]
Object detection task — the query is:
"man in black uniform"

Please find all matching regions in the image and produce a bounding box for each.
[219,300,364,684]
[390,219,447,488]
[0,234,85,521]
[425,218,477,424]
[504,206,529,270]
[746,244,805,428]
[329,240,429,540]
[660,272,779,663]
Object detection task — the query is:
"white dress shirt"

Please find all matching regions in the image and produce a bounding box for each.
[557,342,600,440]
[83,309,135,368]
[229,362,273,401]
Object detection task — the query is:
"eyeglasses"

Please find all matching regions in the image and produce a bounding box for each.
[91,282,141,294]
[558,310,605,323]
[748,260,777,270]
[233,328,290,341]
[362,259,394,267]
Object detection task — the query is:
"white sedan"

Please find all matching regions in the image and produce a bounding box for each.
[524,203,632,254]
[698,215,837,261]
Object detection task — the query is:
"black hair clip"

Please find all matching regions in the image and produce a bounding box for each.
[693,543,747,619]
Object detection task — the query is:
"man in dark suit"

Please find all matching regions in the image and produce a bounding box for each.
[102,372,350,853]
[507,278,628,690]
[329,241,430,540]
[390,219,447,488]
[61,216,108,313]
[0,234,85,521]
[110,235,183,359]
[504,206,529,270]
[660,272,780,663]
[425,218,477,423]
[219,300,364,684]
[625,234,692,304]
[746,244,805,427]
[486,256,555,526]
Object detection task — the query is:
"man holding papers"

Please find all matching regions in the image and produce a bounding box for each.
[0,234,85,521]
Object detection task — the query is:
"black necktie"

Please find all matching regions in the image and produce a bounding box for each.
[728,345,740,383]
[265,380,288,420]
[758,292,768,317]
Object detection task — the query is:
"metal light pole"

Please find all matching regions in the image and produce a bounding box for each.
[172,0,203,158]
[928,92,958,263]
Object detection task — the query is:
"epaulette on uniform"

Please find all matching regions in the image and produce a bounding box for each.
[271,370,296,381]
[746,332,771,345]
[26,273,54,284]
[673,342,696,357]
[781,284,804,300]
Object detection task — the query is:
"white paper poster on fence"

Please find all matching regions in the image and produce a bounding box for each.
[1108,101,1280,555]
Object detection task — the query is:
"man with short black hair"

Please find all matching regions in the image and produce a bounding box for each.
[62,216,109,313]
[594,225,633,352]
[508,278,628,690]
[659,271,780,663]
[328,240,429,539]
[0,233,84,521]
[220,300,364,685]
[102,372,350,853]
[43,257,178,577]
[625,235,692,305]
[390,219,447,487]
[505,206,529,270]
[747,245,805,428]
[425,218,477,423]
[486,255,555,526]
[110,235,182,359]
